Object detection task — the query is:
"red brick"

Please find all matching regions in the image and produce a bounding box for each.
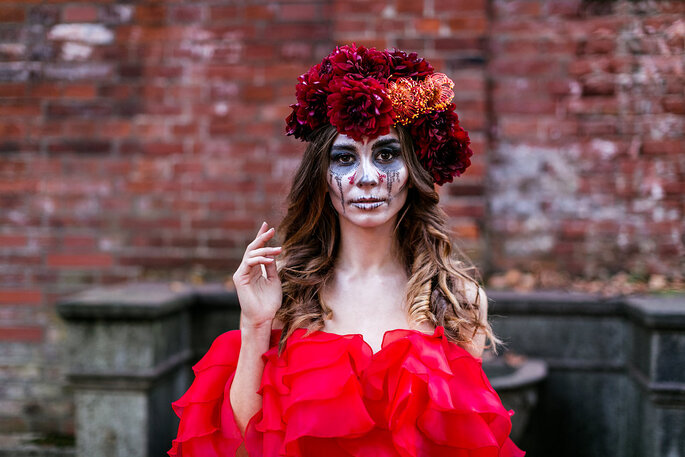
[581,75,615,96]
[46,253,113,268]
[490,57,559,76]
[63,84,97,99]
[280,4,319,21]
[0,327,43,342]
[245,4,276,20]
[63,5,97,22]
[578,37,615,55]
[0,122,26,138]
[0,6,25,22]
[451,222,479,240]
[242,85,276,102]
[496,98,556,115]
[170,5,204,23]
[134,4,166,25]
[0,289,42,305]
[332,0,385,15]
[243,44,276,61]
[415,18,442,35]
[63,235,96,249]
[0,233,28,247]
[334,17,367,33]
[662,96,685,115]
[397,0,423,14]
[434,0,485,13]
[642,140,683,156]
[209,6,240,23]
[448,16,487,34]
[0,83,25,97]
[494,1,541,17]
[0,101,41,117]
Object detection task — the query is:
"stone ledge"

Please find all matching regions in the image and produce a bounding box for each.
[56,282,193,320]
[0,434,75,457]
[66,348,193,391]
[488,290,620,315]
[623,294,685,329]
[56,282,239,320]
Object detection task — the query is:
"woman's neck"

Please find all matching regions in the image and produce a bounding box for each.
[335,218,401,275]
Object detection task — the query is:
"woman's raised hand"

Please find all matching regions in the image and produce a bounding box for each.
[232,222,283,328]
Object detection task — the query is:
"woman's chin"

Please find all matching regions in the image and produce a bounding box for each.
[339,210,397,229]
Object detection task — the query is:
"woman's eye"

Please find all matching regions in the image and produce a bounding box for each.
[377,149,399,162]
[334,154,355,165]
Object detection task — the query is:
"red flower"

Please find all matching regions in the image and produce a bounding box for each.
[326,76,394,142]
[387,49,434,80]
[326,44,390,82]
[409,106,472,184]
[286,64,333,140]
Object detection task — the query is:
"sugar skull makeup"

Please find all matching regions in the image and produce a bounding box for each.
[327,129,409,228]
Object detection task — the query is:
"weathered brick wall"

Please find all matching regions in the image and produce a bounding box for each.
[0,0,682,438]
[488,0,684,278]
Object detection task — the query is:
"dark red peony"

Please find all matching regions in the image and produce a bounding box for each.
[387,49,434,80]
[326,44,390,82]
[409,105,472,185]
[326,76,394,142]
[286,64,333,140]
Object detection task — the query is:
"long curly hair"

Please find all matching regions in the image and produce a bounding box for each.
[275,124,500,353]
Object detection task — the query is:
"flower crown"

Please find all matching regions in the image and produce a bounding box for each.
[285,44,472,185]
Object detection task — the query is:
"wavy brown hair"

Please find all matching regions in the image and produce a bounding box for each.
[275,124,501,353]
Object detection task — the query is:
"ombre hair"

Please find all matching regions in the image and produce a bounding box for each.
[276,124,500,353]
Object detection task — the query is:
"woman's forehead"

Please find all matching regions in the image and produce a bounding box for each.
[333,129,400,147]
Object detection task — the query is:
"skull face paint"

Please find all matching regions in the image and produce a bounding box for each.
[327,129,409,229]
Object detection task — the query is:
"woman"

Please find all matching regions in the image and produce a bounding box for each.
[169,44,524,457]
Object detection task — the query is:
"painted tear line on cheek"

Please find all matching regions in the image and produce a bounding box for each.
[329,170,346,214]
[387,170,400,200]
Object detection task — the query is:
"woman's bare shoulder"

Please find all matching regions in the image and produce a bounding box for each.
[453,275,488,309]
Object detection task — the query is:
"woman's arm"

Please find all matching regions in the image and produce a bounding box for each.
[229,222,283,436]
[229,321,273,433]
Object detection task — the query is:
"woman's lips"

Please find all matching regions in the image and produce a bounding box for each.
[350,197,386,210]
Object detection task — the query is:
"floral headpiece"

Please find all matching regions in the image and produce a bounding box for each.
[285,44,472,185]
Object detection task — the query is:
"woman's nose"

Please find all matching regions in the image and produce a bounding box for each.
[356,159,379,187]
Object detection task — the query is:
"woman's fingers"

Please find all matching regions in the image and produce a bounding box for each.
[246,225,275,251]
[247,246,282,258]
[244,256,275,267]
[263,254,278,280]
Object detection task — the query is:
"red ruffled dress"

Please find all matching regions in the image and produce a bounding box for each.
[169,326,525,456]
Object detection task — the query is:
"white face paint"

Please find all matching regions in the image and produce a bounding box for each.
[327,128,409,229]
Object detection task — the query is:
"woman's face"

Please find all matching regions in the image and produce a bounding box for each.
[327,128,409,228]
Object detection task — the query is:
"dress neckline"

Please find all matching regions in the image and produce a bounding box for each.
[286,325,445,356]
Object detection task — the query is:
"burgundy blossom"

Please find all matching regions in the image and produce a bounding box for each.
[387,49,434,80]
[286,64,333,140]
[327,44,390,82]
[409,105,472,184]
[326,76,394,142]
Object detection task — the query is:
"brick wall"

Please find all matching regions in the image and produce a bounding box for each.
[0,0,682,437]
[488,0,684,278]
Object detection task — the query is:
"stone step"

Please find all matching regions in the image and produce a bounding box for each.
[0,434,75,457]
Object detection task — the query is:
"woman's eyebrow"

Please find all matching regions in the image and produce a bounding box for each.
[330,144,357,153]
[372,138,401,149]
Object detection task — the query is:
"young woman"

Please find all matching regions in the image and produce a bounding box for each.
[169,44,524,457]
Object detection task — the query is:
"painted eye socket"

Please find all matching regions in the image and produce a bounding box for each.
[333,153,355,165]
[376,149,399,162]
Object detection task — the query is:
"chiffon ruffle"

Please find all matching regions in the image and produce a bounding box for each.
[169,327,525,457]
